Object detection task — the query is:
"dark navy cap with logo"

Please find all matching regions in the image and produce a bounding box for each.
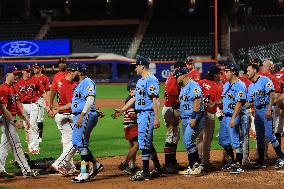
[78,63,88,72]
[33,63,41,69]
[67,63,79,71]
[132,56,150,66]
[173,67,189,78]
[6,66,21,75]
[57,57,67,64]
[224,63,240,73]
[207,65,221,75]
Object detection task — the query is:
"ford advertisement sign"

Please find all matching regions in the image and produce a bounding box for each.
[0,39,70,56]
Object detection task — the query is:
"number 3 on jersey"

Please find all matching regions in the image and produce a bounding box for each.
[74,101,78,108]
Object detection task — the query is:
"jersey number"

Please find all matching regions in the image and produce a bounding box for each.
[182,104,190,111]
[138,99,146,106]
[74,102,78,108]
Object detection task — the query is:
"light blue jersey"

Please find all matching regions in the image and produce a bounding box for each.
[71,77,96,113]
[247,76,274,109]
[222,80,246,115]
[135,75,159,111]
[179,80,204,118]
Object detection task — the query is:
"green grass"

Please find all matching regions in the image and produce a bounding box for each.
[2,84,255,173]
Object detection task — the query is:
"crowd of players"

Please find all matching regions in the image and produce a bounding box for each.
[1,56,284,182]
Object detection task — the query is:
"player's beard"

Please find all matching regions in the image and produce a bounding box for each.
[73,75,80,82]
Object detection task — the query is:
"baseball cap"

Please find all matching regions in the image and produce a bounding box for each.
[67,63,79,71]
[32,63,41,69]
[173,67,189,78]
[174,61,186,69]
[78,63,88,72]
[185,56,194,64]
[22,65,31,71]
[224,63,240,73]
[127,80,137,91]
[207,65,221,75]
[57,57,67,64]
[132,56,150,66]
[6,66,21,75]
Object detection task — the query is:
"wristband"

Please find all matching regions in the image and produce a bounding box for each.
[191,111,200,119]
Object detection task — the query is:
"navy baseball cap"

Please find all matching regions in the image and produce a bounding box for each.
[32,63,41,69]
[78,63,88,72]
[6,66,21,75]
[57,57,67,64]
[173,67,189,78]
[207,65,221,75]
[132,56,150,66]
[22,65,31,71]
[224,63,240,73]
[67,63,79,71]
[185,56,194,64]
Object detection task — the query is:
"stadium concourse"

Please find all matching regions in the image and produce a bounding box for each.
[0,95,284,189]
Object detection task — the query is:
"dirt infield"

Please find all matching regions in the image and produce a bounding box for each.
[1,148,284,189]
[1,99,284,189]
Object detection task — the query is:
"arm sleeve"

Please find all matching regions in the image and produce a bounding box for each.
[147,78,159,96]
[235,84,247,102]
[247,86,254,103]
[82,96,94,113]
[265,78,275,94]
[190,83,202,101]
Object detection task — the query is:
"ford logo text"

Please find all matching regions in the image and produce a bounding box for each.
[2,41,39,56]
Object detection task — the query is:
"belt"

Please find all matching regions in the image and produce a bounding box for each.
[22,101,37,104]
[73,110,96,116]
[136,109,153,114]
[224,113,233,117]
[58,112,72,115]
[255,105,267,110]
[181,112,204,119]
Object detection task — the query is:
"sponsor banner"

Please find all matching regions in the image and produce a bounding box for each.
[0,39,70,56]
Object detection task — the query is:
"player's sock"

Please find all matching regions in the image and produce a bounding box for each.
[164,142,172,166]
[276,133,282,146]
[129,160,135,169]
[188,150,200,168]
[236,147,243,166]
[257,148,265,163]
[38,122,44,138]
[172,144,177,165]
[142,160,150,176]
[271,139,284,159]
[150,147,161,169]
[224,145,234,160]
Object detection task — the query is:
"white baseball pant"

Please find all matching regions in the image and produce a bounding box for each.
[53,113,76,170]
[162,106,180,145]
[0,116,31,174]
[36,97,45,123]
[22,103,40,152]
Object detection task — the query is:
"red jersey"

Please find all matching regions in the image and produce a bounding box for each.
[276,70,284,93]
[164,74,181,108]
[32,74,50,91]
[188,69,201,82]
[51,71,68,91]
[15,78,45,103]
[0,83,20,115]
[239,76,252,89]
[54,78,76,113]
[259,71,281,93]
[198,79,222,113]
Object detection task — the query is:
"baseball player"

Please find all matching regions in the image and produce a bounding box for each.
[162,61,186,174]
[117,80,139,175]
[219,63,246,174]
[49,63,78,176]
[197,65,222,169]
[113,57,162,181]
[15,65,45,155]
[0,66,37,178]
[70,64,104,183]
[246,64,284,169]
[185,57,201,82]
[275,63,284,141]
[47,57,68,114]
[171,67,205,176]
[32,63,50,142]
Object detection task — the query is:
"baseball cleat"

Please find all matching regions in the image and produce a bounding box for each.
[163,166,178,174]
[71,173,90,183]
[50,164,67,175]
[222,159,233,172]
[89,163,104,177]
[0,171,15,179]
[150,168,163,178]
[253,161,267,169]
[118,162,135,175]
[274,158,284,170]
[230,164,244,174]
[129,170,151,181]
[178,166,192,176]
[191,163,203,176]
[23,171,38,178]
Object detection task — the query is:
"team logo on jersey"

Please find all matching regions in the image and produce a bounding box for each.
[57,81,62,88]
[238,91,244,97]
[227,92,234,99]
[86,86,93,91]
[266,82,273,88]
[149,85,156,92]
[193,88,199,94]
